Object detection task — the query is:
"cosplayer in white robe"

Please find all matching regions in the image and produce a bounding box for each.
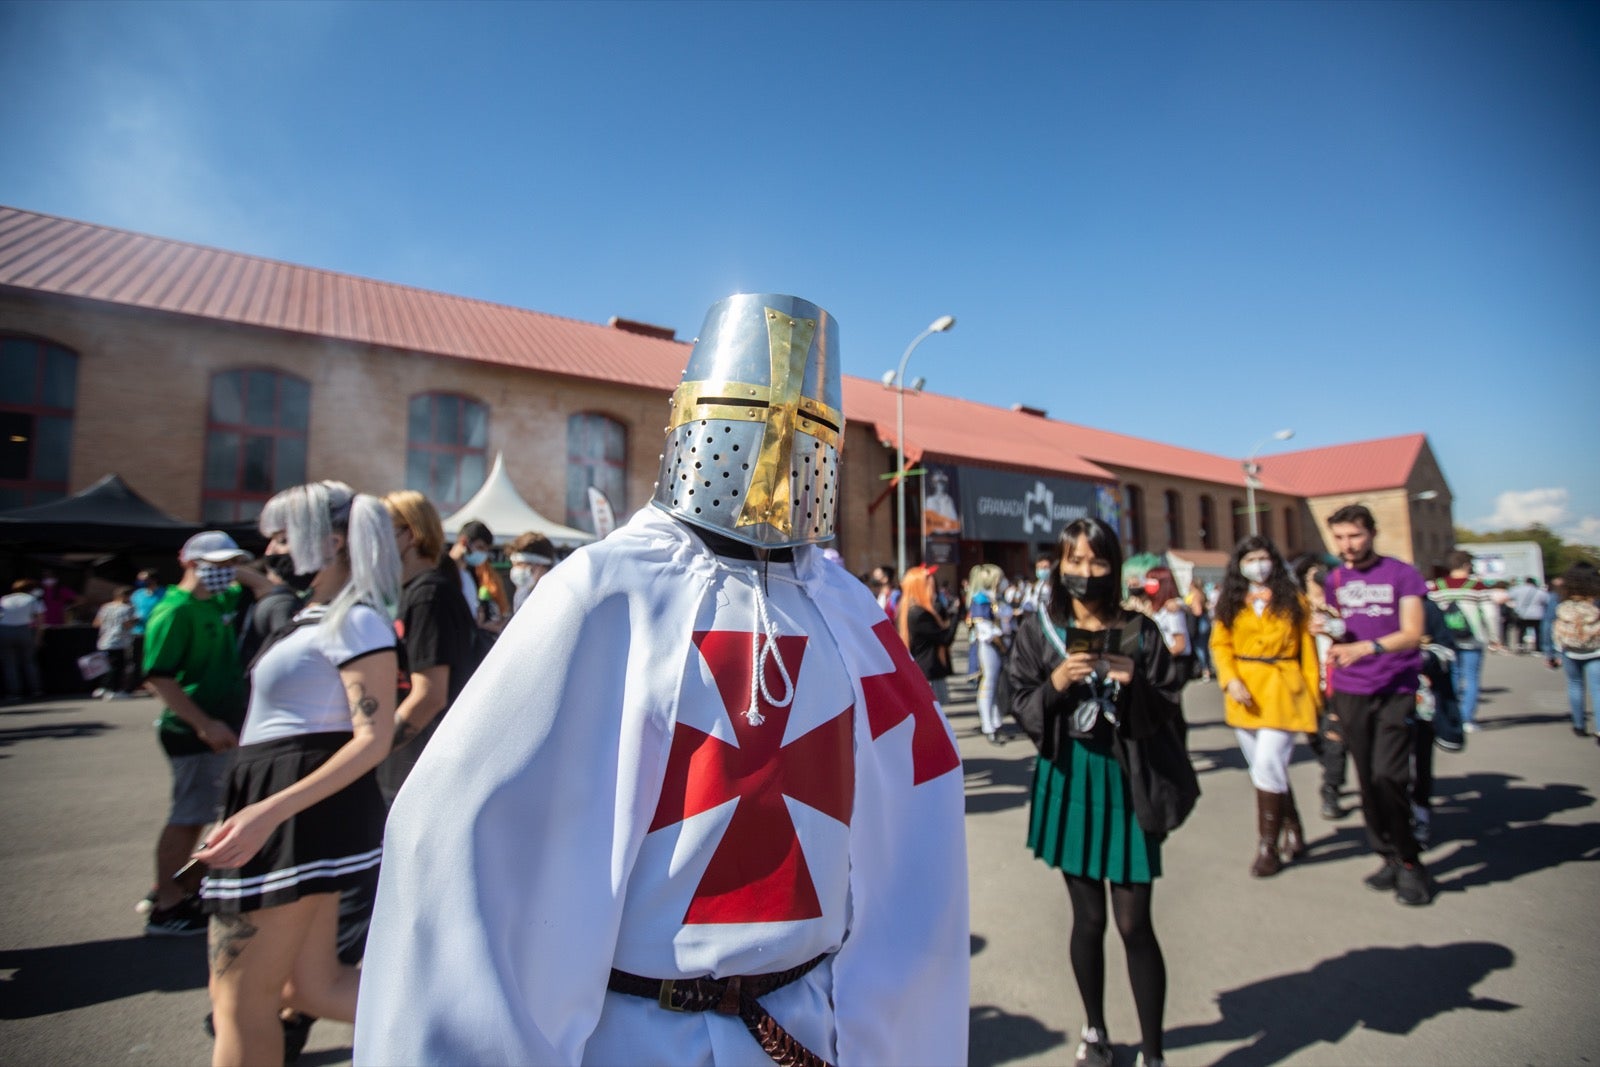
[354,505,969,1066]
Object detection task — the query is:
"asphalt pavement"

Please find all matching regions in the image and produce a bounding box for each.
[2,646,1596,1066]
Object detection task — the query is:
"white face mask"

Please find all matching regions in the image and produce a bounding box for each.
[509,565,534,589]
[1240,559,1273,585]
[196,563,236,593]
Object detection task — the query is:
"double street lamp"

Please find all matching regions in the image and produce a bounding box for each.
[1243,428,1295,537]
[883,315,956,580]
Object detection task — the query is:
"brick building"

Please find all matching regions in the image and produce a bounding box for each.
[0,206,1453,583]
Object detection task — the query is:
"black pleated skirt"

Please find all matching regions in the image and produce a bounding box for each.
[200,732,384,914]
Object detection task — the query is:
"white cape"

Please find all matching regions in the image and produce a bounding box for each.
[354,506,969,1066]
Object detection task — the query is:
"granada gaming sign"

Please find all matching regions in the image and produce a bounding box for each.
[926,463,1114,543]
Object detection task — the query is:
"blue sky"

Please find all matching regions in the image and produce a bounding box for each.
[2,1,1595,544]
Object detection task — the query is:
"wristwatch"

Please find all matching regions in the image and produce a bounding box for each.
[1371,639,1384,655]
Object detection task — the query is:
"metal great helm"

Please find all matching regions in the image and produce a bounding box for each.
[652,293,843,549]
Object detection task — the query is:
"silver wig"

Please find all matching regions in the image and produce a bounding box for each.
[259,480,401,632]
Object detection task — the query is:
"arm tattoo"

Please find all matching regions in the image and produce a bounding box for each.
[393,718,419,748]
[346,681,380,722]
[208,913,259,976]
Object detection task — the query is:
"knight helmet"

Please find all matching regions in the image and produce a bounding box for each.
[651,293,843,549]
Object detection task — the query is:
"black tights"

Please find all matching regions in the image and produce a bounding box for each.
[1064,873,1165,1060]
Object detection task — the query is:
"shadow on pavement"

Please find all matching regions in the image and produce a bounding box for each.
[1165,941,1518,1066]
[964,752,1033,815]
[0,721,113,748]
[1476,713,1567,731]
[1188,742,1249,775]
[0,936,207,1018]
[969,1002,1068,1067]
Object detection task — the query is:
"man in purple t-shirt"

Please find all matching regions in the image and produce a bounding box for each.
[1322,504,1432,906]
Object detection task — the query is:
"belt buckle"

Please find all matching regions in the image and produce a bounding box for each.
[658,979,683,1012]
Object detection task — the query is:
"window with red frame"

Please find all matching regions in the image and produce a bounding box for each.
[0,336,78,509]
[1123,484,1145,554]
[406,393,488,514]
[1163,490,1184,550]
[567,412,626,532]
[202,369,310,523]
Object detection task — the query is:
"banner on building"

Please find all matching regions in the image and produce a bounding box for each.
[922,464,962,565]
[952,465,1106,544]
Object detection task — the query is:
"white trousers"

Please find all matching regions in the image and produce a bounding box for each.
[1235,727,1296,793]
[976,641,1004,736]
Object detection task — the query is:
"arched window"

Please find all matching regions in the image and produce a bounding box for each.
[203,369,310,522]
[1260,506,1273,542]
[1230,498,1246,545]
[1163,490,1184,550]
[1123,484,1145,553]
[407,393,488,514]
[0,336,77,508]
[1198,495,1217,550]
[1283,506,1297,552]
[567,412,627,531]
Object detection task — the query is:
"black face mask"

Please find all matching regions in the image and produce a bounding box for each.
[1061,572,1118,606]
[264,553,315,592]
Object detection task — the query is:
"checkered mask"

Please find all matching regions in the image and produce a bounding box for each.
[196,563,235,593]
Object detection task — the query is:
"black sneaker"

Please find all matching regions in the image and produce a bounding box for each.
[145,896,207,937]
[282,1012,316,1063]
[1320,795,1342,820]
[1074,1026,1113,1067]
[1363,860,1401,892]
[1396,862,1434,906]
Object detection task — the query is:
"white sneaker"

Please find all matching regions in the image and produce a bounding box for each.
[92,687,108,699]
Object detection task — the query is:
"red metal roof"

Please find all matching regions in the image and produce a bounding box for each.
[0,206,690,393]
[0,205,1421,496]
[1256,433,1427,497]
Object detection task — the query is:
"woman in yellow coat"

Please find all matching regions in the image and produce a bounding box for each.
[1210,536,1322,877]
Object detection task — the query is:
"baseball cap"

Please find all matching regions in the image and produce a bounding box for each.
[180,530,253,564]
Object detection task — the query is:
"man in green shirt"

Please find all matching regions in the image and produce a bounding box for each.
[141,531,252,936]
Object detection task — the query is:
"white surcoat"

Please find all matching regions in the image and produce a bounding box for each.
[354,507,969,1066]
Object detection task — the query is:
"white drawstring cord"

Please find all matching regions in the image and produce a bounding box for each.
[743,576,794,726]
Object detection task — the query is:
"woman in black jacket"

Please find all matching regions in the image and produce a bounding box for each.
[1008,517,1185,1067]
[897,564,958,705]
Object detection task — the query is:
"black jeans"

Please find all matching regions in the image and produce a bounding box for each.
[1331,691,1420,865]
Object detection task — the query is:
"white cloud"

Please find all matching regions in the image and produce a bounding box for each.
[1471,487,1600,546]
[1473,488,1570,529]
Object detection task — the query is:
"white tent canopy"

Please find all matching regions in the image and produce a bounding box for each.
[441,453,596,549]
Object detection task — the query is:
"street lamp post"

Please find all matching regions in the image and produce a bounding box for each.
[886,315,955,579]
[1243,428,1295,537]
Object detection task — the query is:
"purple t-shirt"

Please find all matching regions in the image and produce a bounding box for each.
[1325,555,1426,695]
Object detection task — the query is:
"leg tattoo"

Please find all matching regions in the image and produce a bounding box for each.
[209,913,259,976]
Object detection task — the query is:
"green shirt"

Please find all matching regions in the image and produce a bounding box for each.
[142,585,248,756]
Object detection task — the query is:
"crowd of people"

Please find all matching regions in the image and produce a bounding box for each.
[3,292,1595,1067]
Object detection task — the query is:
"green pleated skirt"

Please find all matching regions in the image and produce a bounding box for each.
[1028,739,1161,884]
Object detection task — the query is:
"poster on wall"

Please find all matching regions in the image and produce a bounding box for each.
[922,464,962,565]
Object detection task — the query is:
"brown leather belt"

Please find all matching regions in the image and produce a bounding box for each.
[606,953,832,1067]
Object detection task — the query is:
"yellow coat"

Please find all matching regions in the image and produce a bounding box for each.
[1210,598,1321,732]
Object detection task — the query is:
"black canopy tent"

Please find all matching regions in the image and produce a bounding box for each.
[0,474,260,554]
[0,475,263,695]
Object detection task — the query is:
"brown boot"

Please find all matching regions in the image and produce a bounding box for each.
[1281,787,1307,862]
[1251,789,1284,878]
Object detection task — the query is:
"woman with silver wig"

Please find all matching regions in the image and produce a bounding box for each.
[194,480,400,1067]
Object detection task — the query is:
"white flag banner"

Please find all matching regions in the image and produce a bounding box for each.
[587,486,616,539]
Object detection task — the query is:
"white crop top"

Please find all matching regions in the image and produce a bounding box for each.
[240,603,395,745]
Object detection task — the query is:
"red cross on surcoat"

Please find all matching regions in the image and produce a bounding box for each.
[860,618,961,785]
[649,630,854,925]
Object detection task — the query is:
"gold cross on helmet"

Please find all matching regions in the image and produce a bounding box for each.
[653,294,844,548]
